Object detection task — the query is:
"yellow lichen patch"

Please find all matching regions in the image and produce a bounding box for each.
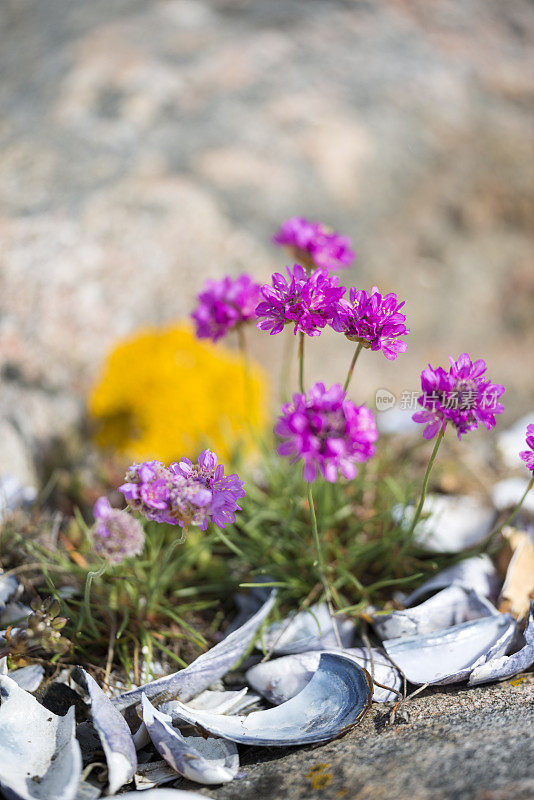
[306,763,333,790]
[88,323,268,464]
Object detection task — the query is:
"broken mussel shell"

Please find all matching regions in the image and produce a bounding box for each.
[246,646,401,704]
[0,673,82,800]
[164,652,372,746]
[384,612,517,685]
[142,694,239,785]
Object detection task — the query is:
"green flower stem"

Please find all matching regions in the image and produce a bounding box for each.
[298,332,305,393]
[407,427,445,537]
[486,474,534,545]
[279,327,294,402]
[307,482,342,647]
[343,342,363,393]
[81,561,108,636]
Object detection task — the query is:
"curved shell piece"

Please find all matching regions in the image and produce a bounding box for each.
[393,495,495,553]
[402,555,500,607]
[384,613,516,685]
[372,586,497,640]
[246,646,400,704]
[112,590,276,713]
[0,674,82,800]
[142,694,238,785]
[166,652,372,746]
[72,667,137,794]
[469,604,534,685]
[259,602,355,654]
[7,664,45,693]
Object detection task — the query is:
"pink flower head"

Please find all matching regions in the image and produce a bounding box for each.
[519,424,534,474]
[273,217,354,272]
[192,274,261,342]
[412,353,505,440]
[276,382,378,482]
[256,264,346,337]
[332,286,410,360]
[91,497,145,564]
[119,449,245,531]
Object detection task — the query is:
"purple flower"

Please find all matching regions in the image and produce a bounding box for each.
[273,217,354,272]
[192,274,261,342]
[412,353,505,440]
[275,382,378,482]
[256,264,346,337]
[119,449,245,531]
[332,286,410,360]
[519,424,534,474]
[91,497,145,565]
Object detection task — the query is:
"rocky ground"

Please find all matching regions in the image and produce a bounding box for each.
[159,678,534,800]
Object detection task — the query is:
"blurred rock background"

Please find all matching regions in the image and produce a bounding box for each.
[0,0,533,485]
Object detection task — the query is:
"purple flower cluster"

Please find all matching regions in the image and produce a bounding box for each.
[333,286,410,360]
[273,217,354,272]
[412,353,505,440]
[276,382,378,482]
[91,497,145,564]
[256,264,346,337]
[192,274,261,342]
[519,424,534,474]
[119,450,245,531]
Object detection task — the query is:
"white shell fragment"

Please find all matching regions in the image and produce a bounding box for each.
[7,664,45,693]
[112,590,276,713]
[0,474,37,523]
[393,494,495,553]
[401,555,500,607]
[0,570,18,609]
[142,694,239,785]
[497,413,534,470]
[135,760,180,790]
[246,646,401,704]
[371,586,497,640]
[72,667,137,795]
[469,604,534,685]
[168,687,259,715]
[0,674,82,800]
[384,613,516,685]
[0,601,32,627]
[166,652,372,746]
[492,478,534,516]
[258,602,355,654]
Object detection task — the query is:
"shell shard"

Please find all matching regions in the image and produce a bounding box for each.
[141,694,239,785]
[384,613,517,685]
[246,646,400,704]
[72,667,137,795]
[259,602,355,655]
[162,687,259,717]
[112,589,276,713]
[402,554,500,607]
[0,571,18,609]
[492,477,534,516]
[469,604,534,685]
[8,664,45,693]
[372,586,497,640]
[0,674,82,800]
[393,495,495,553]
[166,652,372,746]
